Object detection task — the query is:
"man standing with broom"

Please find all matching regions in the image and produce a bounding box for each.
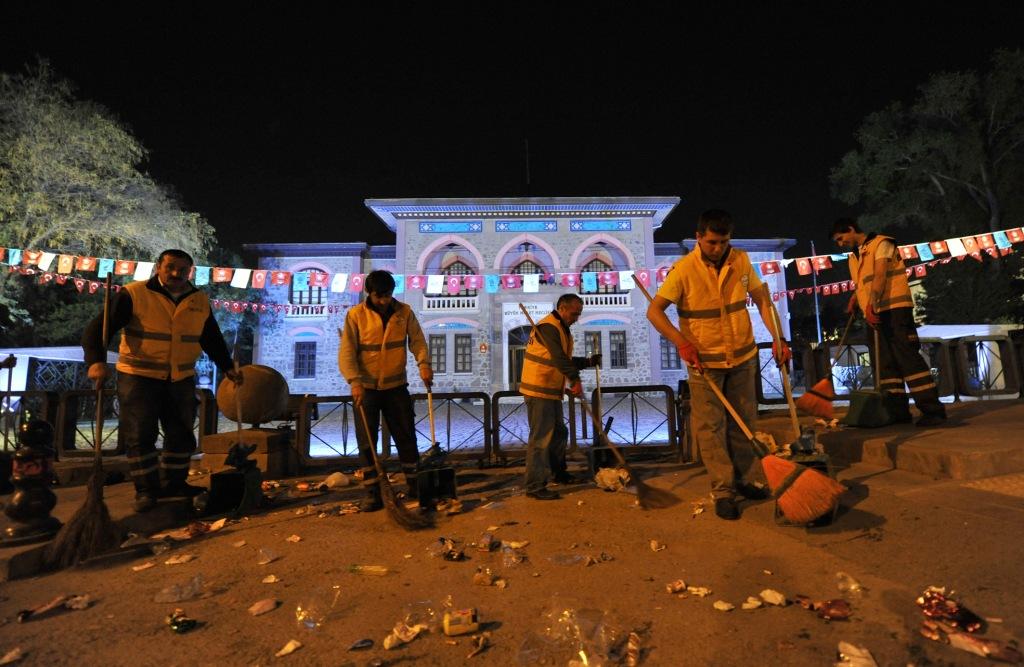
[831,219,946,427]
[82,249,240,513]
[338,270,433,513]
[519,294,601,501]
[645,210,791,520]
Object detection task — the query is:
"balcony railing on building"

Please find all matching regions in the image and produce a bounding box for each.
[581,292,631,309]
[423,295,479,311]
[285,304,329,319]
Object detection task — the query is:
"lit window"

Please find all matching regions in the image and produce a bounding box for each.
[610,331,627,369]
[511,260,543,275]
[454,334,472,373]
[584,331,602,360]
[443,260,478,297]
[294,341,317,378]
[580,259,617,294]
[429,335,447,373]
[289,268,327,306]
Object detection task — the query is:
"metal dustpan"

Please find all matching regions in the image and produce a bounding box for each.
[843,330,911,428]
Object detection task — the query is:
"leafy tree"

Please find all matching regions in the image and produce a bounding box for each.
[831,49,1024,323]
[0,60,217,333]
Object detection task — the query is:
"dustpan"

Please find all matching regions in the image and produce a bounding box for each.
[843,329,911,427]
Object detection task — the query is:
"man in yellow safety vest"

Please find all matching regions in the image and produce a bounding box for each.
[646,209,791,520]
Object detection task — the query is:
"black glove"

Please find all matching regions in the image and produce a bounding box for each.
[588,354,602,368]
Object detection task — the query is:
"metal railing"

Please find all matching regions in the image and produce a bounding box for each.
[953,335,1021,398]
[1,391,60,452]
[422,295,479,311]
[581,293,631,308]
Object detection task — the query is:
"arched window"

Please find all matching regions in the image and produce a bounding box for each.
[290,267,327,305]
[511,259,543,275]
[580,258,617,294]
[443,259,478,296]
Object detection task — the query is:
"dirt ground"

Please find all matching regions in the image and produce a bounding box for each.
[2,446,1023,666]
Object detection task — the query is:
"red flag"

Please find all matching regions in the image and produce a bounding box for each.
[0,249,5,262]
[115,260,135,276]
[407,275,426,290]
[88,281,100,294]
[270,270,291,286]
[930,240,948,255]
[22,250,42,265]
[969,251,983,262]
[1007,228,1024,244]
[560,273,580,288]
[446,275,462,294]
[978,234,995,249]
[308,271,329,288]
[73,278,86,292]
[501,274,522,289]
[812,256,832,272]
[905,268,913,277]
[55,274,67,285]
[464,275,483,290]
[771,291,781,302]
[914,264,927,277]
[251,270,268,288]
[985,247,999,258]
[787,290,796,299]
[898,245,918,260]
[759,261,781,276]
[598,271,618,287]
[839,281,849,292]
[1001,247,1013,256]
[961,236,979,253]
[348,273,365,292]
[795,258,812,276]
[634,269,651,287]
[656,266,671,282]
[212,267,233,282]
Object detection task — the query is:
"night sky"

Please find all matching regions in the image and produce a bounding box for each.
[5,1,1024,258]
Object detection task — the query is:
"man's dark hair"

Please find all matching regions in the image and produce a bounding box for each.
[696,209,734,236]
[831,218,861,236]
[157,249,194,266]
[365,269,396,295]
[556,293,583,309]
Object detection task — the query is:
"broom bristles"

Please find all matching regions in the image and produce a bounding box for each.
[795,379,836,419]
[44,460,120,569]
[377,472,434,531]
[761,455,845,524]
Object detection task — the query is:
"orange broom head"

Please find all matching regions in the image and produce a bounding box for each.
[761,455,846,524]
[796,379,836,419]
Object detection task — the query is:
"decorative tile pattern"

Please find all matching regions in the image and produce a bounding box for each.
[418,221,483,233]
[494,220,558,232]
[569,219,632,231]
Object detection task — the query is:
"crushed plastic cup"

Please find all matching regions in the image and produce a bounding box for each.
[501,545,527,568]
[548,553,585,566]
[256,547,280,565]
[295,585,342,630]
[153,574,205,603]
[403,600,440,632]
[836,572,865,596]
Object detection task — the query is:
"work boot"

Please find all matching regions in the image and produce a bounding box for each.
[915,413,947,428]
[714,497,740,520]
[359,483,384,512]
[736,481,770,500]
[553,470,581,485]
[163,481,206,498]
[526,488,561,501]
[133,491,158,513]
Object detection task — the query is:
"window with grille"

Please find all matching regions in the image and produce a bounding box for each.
[294,341,317,378]
[429,335,447,373]
[511,260,543,275]
[660,336,681,369]
[443,260,478,297]
[580,258,617,294]
[584,331,601,361]
[610,331,627,369]
[454,334,472,373]
[289,269,327,305]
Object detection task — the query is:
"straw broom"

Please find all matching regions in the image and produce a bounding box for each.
[632,276,845,523]
[357,403,433,530]
[46,274,120,568]
[517,304,679,510]
[795,312,855,420]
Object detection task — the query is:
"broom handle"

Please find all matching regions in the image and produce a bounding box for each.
[233,333,243,436]
[3,356,12,451]
[768,304,801,441]
[357,402,388,482]
[427,386,436,446]
[95,273,113,459]
[828,312,857,372]
[874,328,881,393]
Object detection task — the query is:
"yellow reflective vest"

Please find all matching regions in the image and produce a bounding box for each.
[849,235,914,312]
[662,246,762,369]
[520,312,573,399]
[339,301,429,390]
[116,281,209,381]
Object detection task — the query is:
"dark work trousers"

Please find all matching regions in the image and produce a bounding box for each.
[353,386,420,496]
[523,397,568,493]
[117,372,198,494]
[875,308,946,418]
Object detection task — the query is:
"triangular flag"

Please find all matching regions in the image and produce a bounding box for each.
[330,273,348,293]
[251,270,268,289]
[523,274,540,293]
[88,281,100,294]
[913,264,927,278]
[73,278,86,292]
[133,261,154,281]
[230,269,252,288]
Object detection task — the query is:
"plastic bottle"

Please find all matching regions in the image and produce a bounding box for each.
[349,564,389,576]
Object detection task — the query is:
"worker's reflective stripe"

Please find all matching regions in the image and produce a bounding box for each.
[180,334,201,342]
[126,359,172,371]
[358,343,381,351]
[384,340,405,349]
[518,381,564,397]
[724,300,746,314]
[524,352,556,367]
[124,329,173,341]
[678,307,721,319]
[878,295,914,308]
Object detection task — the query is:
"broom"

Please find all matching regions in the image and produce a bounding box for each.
[46,274,121,568]
[767,302,801,442]
[517,304,679,510]
[632,277,844,523]
[357,403,433,530]
[795,312,855,420]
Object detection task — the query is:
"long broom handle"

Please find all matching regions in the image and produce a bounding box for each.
[357,402,387,481]
[827,312,857,373]
[768,302,801,441]
[874,328,881,393]
[233,333,243,436]
[427,386,437,446]
[95,273,113,458]
[633,275,764,444]
[3,356,13,451]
